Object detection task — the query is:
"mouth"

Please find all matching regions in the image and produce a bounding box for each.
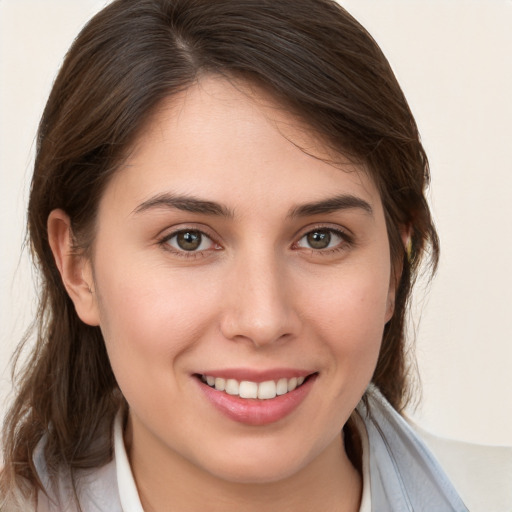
[198,374,310,400]
[194,371,317,426]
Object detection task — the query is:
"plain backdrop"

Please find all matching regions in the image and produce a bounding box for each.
[1,0,511,447]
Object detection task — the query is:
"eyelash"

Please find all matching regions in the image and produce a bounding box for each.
[158,225,353,259]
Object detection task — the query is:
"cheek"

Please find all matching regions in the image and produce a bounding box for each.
[93,261,221,382]
[312,265,390,325]
[304,264,391,367]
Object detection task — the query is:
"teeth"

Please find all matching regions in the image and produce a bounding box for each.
[258,380,276,399]
[276,378,288,396]
[239,381,258,399]
[201,374,309,400]
[225,379,239,395]
[287,377,297,392]
[214,377,226,391]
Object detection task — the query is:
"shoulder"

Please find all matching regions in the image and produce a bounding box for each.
[0,462,37,512]
[357,385,512,512]
[412,422,512,512]
[31,434,121,512]
[357,386,468,511]
[0,482,36,512]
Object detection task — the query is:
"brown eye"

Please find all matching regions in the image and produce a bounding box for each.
[306,230,331,249]
[177,231,202,250]
[166,230,215,252]
[297,228,344,251]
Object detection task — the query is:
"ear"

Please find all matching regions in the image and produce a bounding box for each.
[385,284,395,323]
[400,225,412,260]
[47,209,100,326]
[385,224,412,322]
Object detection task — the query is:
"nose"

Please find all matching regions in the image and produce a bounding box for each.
[219,251,301,348]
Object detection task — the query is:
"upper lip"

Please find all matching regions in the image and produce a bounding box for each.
[195,368,315,382]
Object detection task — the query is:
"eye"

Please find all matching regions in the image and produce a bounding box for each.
[165,230,216,252]
[296,228,345,250]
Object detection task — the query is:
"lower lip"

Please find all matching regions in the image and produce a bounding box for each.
[197,375,316,426]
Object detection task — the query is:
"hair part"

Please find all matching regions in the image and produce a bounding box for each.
[1,0,439,506]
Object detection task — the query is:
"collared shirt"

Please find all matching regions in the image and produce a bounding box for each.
[33,386,471,511]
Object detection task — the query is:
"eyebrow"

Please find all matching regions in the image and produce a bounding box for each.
[132,192,372,219]
[132,193,234,217]
[288,194,373,218]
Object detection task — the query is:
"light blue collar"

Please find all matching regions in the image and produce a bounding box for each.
[357,385,468,512]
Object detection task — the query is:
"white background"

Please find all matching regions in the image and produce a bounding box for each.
[1,0,511,447]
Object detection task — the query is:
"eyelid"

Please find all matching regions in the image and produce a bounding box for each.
[294,223,353,242]
[157,222,221,242]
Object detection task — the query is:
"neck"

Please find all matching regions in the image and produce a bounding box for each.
[126,419,362,512]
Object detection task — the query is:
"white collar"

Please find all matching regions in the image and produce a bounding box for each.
[113,410,145,512]
[353,410,372,512]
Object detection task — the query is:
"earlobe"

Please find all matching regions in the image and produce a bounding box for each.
[385,291,395,323]
[47,209,100,326]
[385,225,412,323]
[400,225,412,262]
[385,224,412,323]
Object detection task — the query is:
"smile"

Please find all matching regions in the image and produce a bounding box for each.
[197,372,317,425]
[200,375,307,400]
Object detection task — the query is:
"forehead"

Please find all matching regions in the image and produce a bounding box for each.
[104,76,382,216]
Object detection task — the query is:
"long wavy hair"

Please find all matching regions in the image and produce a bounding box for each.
[1,0,439,507]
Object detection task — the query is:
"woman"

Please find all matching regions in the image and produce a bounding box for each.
[0,0,469,510]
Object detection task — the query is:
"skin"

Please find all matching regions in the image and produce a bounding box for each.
[49,77,396,512]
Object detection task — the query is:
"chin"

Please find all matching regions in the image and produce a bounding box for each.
[207,458,308,485]
[193,437,327,485]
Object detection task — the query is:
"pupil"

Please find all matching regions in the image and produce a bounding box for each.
[307,230,331,249]
[177,231,201,251]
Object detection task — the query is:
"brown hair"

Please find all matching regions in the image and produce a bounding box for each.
[1,0,438,505]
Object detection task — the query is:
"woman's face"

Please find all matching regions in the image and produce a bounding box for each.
[84,77,395,483]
